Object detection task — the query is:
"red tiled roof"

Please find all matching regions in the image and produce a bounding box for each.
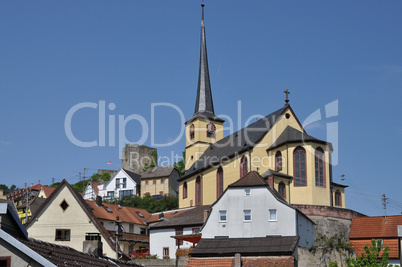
[31,184,42,191]
[90,182,100,194]
[349,215,402,239]
[86,201,151,225]
[41,186,55,198]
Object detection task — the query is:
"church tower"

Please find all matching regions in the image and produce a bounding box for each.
[185,4,224,171]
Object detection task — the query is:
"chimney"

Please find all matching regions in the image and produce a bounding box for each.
[83,233,103,256]
[203,210,210,222]
[96,196,102,206]
[159,212,164,219]
[267,176,274,189]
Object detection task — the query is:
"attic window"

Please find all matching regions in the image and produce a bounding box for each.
[60,200,69,212]
[103,206,113,213]
[136,211,145,218]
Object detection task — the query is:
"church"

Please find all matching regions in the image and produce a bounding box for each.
[178,4,347,209]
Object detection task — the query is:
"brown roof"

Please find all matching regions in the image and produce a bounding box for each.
[30,184,43,191]
[228,171,268,187]
[89,181,100,194]
[190,236,299,257]
[349,215,402,239]
[150,205,211,229]
[146,207,194,224]
[20,238,140,267]
[141,166,175,179]
[17,197,46,215]
[107,231,149,243]
[41,186,56,197]
[86,201,150,225]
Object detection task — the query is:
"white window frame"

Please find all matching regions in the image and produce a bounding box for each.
[269,209,277,221]
[245,189,251,196]
[219,210,227,222]
[243,209,251,222]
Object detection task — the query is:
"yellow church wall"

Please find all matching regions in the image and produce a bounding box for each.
[273,177,291,203]
[332,186,346,208]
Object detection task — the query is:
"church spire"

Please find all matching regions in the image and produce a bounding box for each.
[194,3,215,117]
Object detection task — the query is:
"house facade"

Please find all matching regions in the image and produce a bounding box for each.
[141,166,180,197]
[201,171,315,248]
[98,168,141,200]
[82,181,101,201]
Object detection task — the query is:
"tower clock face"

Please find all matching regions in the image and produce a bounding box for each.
[207,123,216,133]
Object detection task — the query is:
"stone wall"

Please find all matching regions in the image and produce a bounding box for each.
[122,144,157,175]
[298,247,354,267]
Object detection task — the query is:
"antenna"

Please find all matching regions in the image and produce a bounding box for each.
[382,194,388,223]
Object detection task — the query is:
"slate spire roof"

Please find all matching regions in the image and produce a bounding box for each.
[189,4,223,124]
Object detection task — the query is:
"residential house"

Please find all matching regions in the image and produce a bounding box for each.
[349,215,402,266]
[149,205,211,259]
[141,166,180,197]
[83,181,101,201]
[17,196,46,224]
[7,183,42,206]
[99,168,141,200]
[188,171,315,266]
[37,185,55,198]
[1,201,140,267]
[26,179,149,258]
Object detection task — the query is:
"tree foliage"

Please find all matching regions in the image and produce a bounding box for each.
[0,184,18,195]
[143,151,158,172]
[174,151,185,177]
[112,194,179,213]
[91,172,111,182]
[346,239,393,267]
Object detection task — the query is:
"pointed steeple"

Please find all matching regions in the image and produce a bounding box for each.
[190,3,223,123]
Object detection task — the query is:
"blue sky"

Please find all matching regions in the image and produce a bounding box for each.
[1,1,401,216]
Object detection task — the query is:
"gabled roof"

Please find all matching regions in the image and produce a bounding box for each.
[261,169,293,180]
[150,205,211,229]
[20,238,140,267]
[190,236,299,257]
[228,171,268,188]
[41,186,56,198]
[331,181,348,188]
[0,202,28,239]
[86,201,150,225]
[31,183,43,191]
[141,166,176,179]
[25,180,122,256]
[17,196,46,215]
[349,215,402,239]
[180,106,288,181]
[267,126,333,151]
[122,169,141,185]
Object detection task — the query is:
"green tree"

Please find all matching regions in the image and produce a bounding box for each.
[91,172,111,182]
[173,151,185,177]
[118,194,178,213]
[143,151,158,172]
[0,184,10,195]
[346,239,393,267]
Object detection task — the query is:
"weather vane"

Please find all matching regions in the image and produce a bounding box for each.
[284,89,290,106]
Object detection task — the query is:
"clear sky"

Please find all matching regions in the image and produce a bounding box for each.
[1,1,401,216]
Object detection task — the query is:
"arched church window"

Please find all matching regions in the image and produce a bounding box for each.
[315,147,325,187]
[275,151,282,171]
[278,182,286,199]
[190,124,195,139]
[207,123,216,138]
[240,156,248,178]
[195,176,202,206]
[294,146,306,186]
[335,190,342,207]
[216,167,224,198]
[183,182,187,199]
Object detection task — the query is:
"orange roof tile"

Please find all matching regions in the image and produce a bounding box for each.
[30,184,42,191]
[350,215,402,239]
[41,186,55,198]
[90,182,100,194]
[86,200,151,225]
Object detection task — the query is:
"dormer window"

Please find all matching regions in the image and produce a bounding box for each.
[207,123,216,138]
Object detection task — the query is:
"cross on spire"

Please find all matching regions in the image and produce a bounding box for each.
[284,89,290,106]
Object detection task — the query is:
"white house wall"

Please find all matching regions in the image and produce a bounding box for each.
[99,169,138,199]
[202,187,297,238]
[150,227,194,259]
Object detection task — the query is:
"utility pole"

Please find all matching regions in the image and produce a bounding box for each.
[382,194,388,223]
[25,183,30,224]
[115,216,122,260]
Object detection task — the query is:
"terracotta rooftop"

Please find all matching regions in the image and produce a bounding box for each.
[349,215,402,239]
[41,186,56,197]
[228,171,268,188]
[86,201,151,225]
[150,205,211,229]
